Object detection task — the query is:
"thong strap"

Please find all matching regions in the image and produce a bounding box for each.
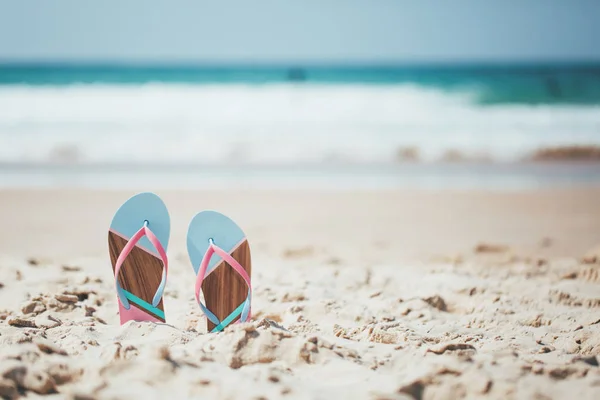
[195,239,251,333]
[114,221,168,310]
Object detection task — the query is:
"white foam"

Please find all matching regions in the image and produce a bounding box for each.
[1,83,599,165]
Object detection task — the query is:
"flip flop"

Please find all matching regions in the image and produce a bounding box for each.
[108,192,170,324]
[187,211,252,333]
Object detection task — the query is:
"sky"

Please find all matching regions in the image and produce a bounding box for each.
[0,0,599,63]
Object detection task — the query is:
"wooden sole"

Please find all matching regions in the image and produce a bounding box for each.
[108,231,165,322]
[202,239,251,332]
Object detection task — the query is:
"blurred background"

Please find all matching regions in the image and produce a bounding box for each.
[1,0,600,189]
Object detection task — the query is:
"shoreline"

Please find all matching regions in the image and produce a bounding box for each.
[1,162,600,191]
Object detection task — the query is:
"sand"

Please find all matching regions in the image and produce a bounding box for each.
[0,188,599,399]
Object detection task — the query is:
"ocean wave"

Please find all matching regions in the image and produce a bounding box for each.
[3,64,600,105]
[1,83,599,165]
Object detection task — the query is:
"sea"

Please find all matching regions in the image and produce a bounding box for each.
[1,63,600,189]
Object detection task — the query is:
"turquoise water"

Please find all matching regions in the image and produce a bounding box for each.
[2,63,600,105]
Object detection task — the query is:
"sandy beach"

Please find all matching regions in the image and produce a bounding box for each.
[1,187,600,399]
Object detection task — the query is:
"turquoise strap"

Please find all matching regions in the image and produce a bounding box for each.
[124,290,165,320]
[210,302,245,333]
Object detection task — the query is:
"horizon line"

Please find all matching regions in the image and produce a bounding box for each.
[2,58,600,68]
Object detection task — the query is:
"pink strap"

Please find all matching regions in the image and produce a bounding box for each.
[194,241,252,316]
[114,222,168,308]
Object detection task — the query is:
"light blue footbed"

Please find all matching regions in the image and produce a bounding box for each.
[187,210,246,276]
[109,192,170,317]
[110,192,170,254]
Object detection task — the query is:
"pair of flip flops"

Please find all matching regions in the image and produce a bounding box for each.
[108,193,251,333]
